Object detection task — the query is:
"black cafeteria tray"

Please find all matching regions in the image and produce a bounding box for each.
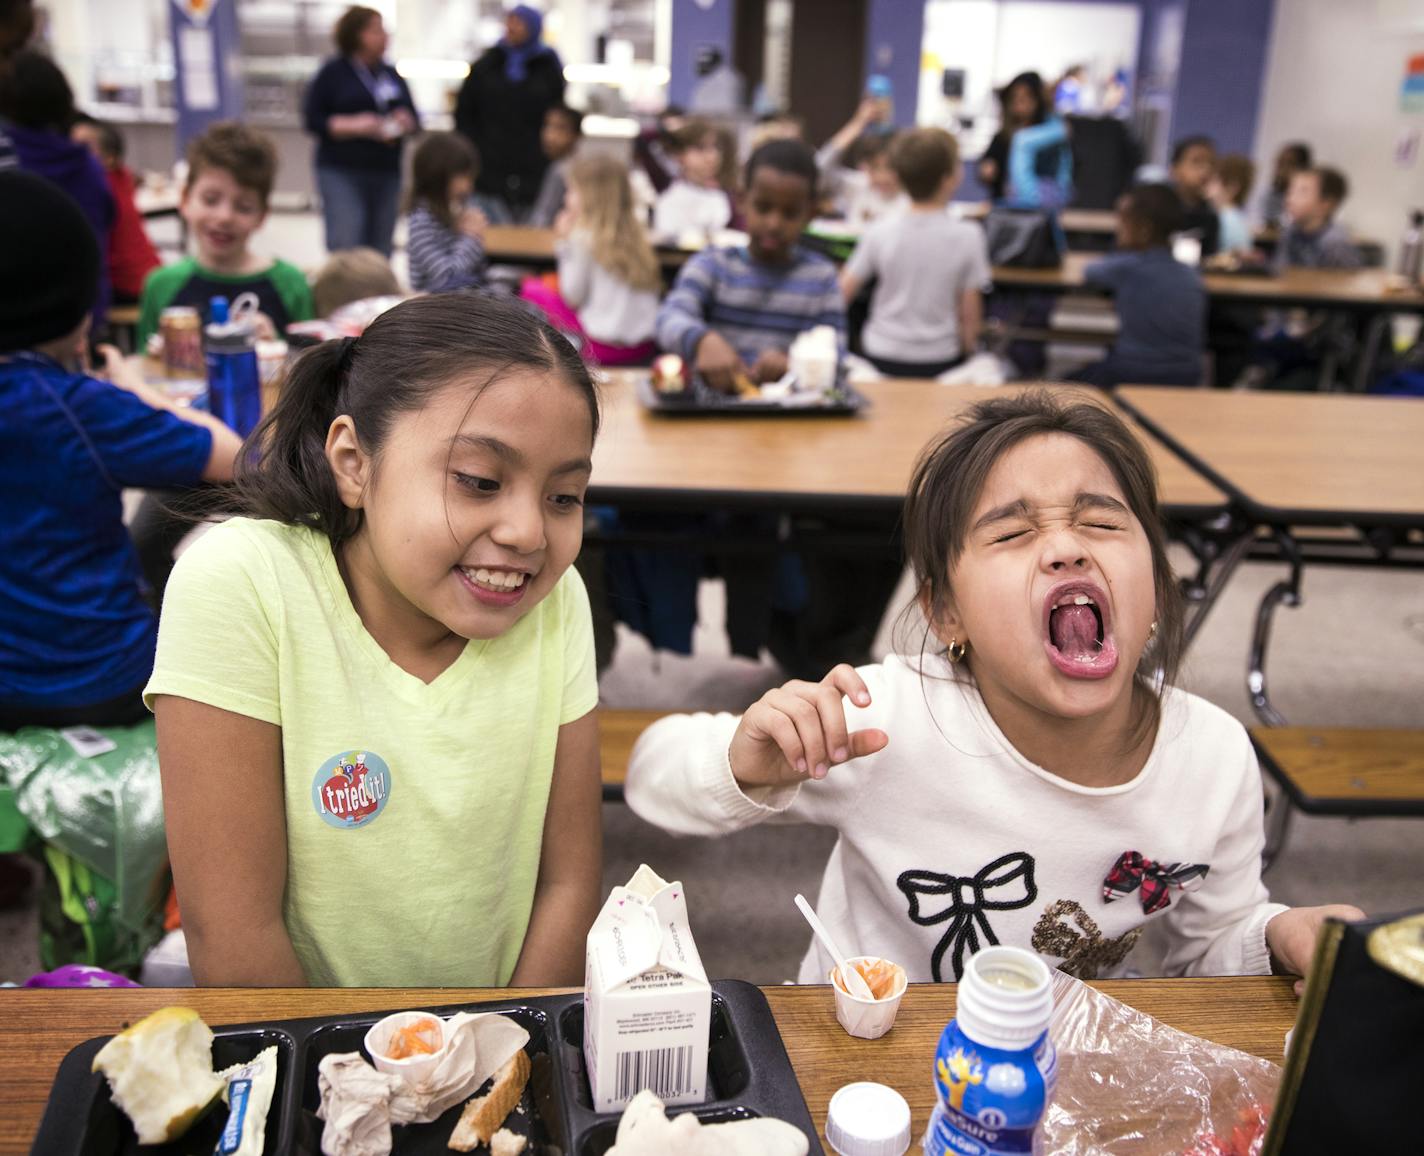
[31,980,824,1155]
[636,373,867,417]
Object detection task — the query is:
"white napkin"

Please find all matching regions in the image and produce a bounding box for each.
[608,1090,810,1156]
[317,1013,530,1156]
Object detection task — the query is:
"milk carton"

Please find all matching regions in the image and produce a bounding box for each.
[584,865,711,1112]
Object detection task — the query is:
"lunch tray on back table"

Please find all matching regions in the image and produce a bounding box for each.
[32,980,824,1156]
[636,375,867,417]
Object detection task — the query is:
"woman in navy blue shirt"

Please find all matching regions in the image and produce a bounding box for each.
[303,6,419,257]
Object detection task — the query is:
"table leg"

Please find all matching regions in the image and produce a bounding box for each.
[1349,312,1390,393]
[1262,783,1294,870]
[1180,520,1255,647]
[1247,531,1304,728]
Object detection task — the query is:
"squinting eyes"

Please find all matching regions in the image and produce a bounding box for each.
[990,522,1124,544]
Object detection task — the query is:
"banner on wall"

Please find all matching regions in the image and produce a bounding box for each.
[1404,54,1424,114]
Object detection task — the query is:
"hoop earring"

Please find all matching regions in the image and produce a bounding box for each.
[947,638,968,664]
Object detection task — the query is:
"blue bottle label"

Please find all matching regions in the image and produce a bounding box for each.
[924,1019,1056,1156]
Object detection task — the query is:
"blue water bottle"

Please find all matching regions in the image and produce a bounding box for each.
[924,947,1057,1156]
[204,295,262,437]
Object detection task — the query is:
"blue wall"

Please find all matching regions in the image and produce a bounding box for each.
[667,0,736,109]
[865,0,927,128]
[1167,0,1277,156]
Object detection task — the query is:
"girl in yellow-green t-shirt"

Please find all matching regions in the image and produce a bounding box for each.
[145,293,603,987]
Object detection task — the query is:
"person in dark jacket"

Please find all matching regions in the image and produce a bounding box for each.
[0,50,113,326]
[454,5,565,222]
[303,5,418,256]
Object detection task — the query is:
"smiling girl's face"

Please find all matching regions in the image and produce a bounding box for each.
[938,432,1158,723]
[330,369,594,643]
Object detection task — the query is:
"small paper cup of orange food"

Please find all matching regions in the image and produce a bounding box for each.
[365,1011,447,1084]
[829,956,908,1040]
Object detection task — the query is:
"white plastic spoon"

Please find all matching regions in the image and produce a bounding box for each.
[794,893,875,1000]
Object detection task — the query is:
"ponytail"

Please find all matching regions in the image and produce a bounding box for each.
[226,293,599,547]
[232,336,362,544]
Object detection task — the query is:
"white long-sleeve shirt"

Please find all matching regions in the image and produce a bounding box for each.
[626,656,1286,985]
[556,231,659,346]
[653,179,732,239]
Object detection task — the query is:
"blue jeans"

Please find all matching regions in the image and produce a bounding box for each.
[316,165,402,257]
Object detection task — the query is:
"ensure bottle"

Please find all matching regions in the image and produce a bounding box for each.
[924,947,1057,1156]
[204,295,262,437]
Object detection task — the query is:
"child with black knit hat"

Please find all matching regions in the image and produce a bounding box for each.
[0,170,241,730]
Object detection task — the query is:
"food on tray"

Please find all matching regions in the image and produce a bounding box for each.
[730,368,761,398]
[384,1017,442,1060]
[652,353,687,393]
[833,956,904,1001]
[607,1089,809,1155]
[490,1128,528,1156]
[90,1006,226,1145]
[215,1044,279,1156]
[447,1049,531,1151]
[319,1012,530,1156]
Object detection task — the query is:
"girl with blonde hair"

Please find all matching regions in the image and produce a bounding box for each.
[521,152,661,365]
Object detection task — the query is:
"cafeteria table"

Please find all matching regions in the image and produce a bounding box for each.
[1,976,1297,1153]
[591,374,1224,520]
[1113,386,1424,725]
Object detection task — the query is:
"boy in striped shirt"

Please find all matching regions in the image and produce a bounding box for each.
[656,139,844,392]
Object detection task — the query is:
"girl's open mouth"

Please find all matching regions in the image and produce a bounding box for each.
[1042,580,1118,680]
[456,565,530,608]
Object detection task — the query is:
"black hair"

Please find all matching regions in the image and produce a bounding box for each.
[73,112,124,161]
[0,49,74,130]
[1311,165,1349,206]
[545,102,583,135]
[744,137,819,200]
[407,131,478,229]
[997,71,1048,125]
[1278,141,1312,169]
[1170,135,1216,165]
[233,293,599,548]
[1121,183,1184,247]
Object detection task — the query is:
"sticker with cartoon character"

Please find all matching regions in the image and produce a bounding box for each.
[311,750,392,829]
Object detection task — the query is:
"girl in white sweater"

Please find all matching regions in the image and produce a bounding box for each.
[627,391,1361,986]
[521,154,660,366]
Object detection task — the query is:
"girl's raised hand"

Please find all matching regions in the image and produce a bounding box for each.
[729,664,889,791]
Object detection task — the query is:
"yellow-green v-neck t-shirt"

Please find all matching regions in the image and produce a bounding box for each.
[144,517,598,986]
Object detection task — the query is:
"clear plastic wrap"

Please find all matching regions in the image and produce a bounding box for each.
[1040,972,1280,1156]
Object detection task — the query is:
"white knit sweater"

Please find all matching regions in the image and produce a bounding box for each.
[626,656,1286,985]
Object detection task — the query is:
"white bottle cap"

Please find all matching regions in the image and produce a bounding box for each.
[955,945,1054,1050]
[825,1082,911,1156]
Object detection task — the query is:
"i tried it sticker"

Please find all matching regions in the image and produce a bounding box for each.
[311,750,392,829]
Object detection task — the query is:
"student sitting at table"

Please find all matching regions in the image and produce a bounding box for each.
[527,102,583,228]
[136,122,314,346]
[310,246,401,317]
[652,117,733,240]
[656,137,845,390]
[1070,183,1205,388]
[1207,153,1256,256]
[626,389,1365,986]
[405,131,489,293]
[1273,166,1359,270]
[840,127,988,378]
[815,95,905,225]
[1260,141,1312,230]
[1168,135,1221,258]
[520,153,660,366]
[0,171,240,732]
[70,115,161,306]
[145,294,603,987]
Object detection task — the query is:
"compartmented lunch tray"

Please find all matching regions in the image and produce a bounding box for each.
[31,980,824,1156]
[636,374,867,417]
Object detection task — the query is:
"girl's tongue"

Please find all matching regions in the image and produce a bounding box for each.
[1049,603,1099,659]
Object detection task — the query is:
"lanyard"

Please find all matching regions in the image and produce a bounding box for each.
[350,58,401,112]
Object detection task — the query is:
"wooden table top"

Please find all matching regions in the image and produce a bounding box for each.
[992,251,1424,311]
[590,374,1226,515]
[0,976,1296,1153]
[1114,386,1424,527]
[485,224,694,273]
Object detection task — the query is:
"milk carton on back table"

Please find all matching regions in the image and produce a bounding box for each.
[584,864,711,1112]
